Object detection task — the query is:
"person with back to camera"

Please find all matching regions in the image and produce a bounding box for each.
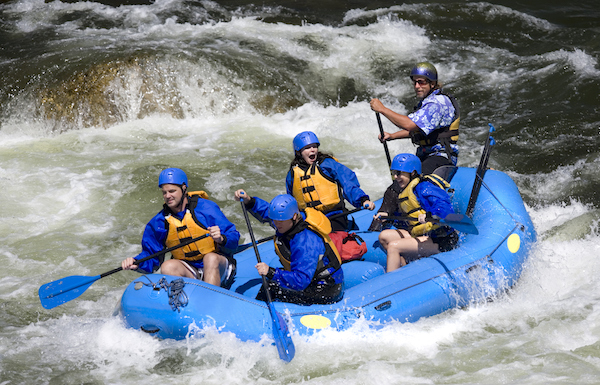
[370,62,460,175]
[121,168,240,287]
[371,153,459,272]
[235,190,344,305]
[286,131,375,262]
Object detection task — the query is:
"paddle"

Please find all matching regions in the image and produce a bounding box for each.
[466,123,496,217]
[376,112,392,168]
[382,213,479,235]
[38,233,210,310]
[239,199,295,362]
[235,206,366,252]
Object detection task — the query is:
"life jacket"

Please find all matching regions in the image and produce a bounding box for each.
[410,90,460,159]
[290,158,344,213]
[398,174,451,237]
[273,208,342,282]
[164,191,216,261]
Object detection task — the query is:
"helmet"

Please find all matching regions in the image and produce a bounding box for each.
[158,168,188,187]
[391,153,422,174]
[410,62,438,82]
[293,131,320,152]
[269,194,300,221]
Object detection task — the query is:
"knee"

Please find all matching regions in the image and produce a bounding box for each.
[379,229,397,249]
[160,259,178,274]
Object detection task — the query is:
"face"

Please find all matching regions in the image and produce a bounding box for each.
[161,183,185,210]
[300,144,318,164]
[412,76,433,100]
[392,171,412,189]
[273,214,297,234]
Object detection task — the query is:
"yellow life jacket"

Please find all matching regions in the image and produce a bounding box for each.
[290,160,344,213]
[165,191,216,261]
[410,91,460,157]
[274,208,342,274]
[398,174,451,237]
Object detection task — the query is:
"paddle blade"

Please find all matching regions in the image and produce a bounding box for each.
[268,303,296,362]
[441,213,479,235]
[38,275,101,309]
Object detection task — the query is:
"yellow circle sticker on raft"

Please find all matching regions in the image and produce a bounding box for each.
[300,315,331,329]
[507,233,521,253]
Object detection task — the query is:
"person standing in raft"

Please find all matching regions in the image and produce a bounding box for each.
[286,131,375,262]
[370,62,460,175]
[121,168,240,287]
[372,154,458,272]
[235,190,344,305]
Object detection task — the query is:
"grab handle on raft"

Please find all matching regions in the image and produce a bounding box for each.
[38,233,211,310]
[239,198,296,363]
[466,123,496,218]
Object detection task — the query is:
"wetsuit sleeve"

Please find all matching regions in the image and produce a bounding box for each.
[414,181,454,218]
[134,212,168,274]
[271,230,324,291]
[320,158,369,207]
[248,196,273,224]
[194,199,240,256]
[378,181,402,215]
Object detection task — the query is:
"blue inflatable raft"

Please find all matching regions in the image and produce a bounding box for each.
[116,167,536,341]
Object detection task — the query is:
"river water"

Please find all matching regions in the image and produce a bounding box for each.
[1,0,599,383]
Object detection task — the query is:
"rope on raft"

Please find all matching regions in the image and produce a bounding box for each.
[141,276,188,312]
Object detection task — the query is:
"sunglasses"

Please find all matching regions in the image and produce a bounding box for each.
[411,79,430,86]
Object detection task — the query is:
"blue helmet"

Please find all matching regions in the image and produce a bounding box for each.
[293,131,320,152]
[391,153,422,174]
[269,194,300,221]
[410,62,438,82]
[158,168,188,187]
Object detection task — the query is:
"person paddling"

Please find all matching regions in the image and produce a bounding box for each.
[370,62,460,175]
[235,190,344,305]
[372,154,458,272]
[286,131,374,261]
[121,168,240,287]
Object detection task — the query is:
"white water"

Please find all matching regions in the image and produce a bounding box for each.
[1,0,600,383]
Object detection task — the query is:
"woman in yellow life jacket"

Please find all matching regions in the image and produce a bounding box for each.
[372,154,458,272]
[121,168,240,287]
[286,131,375,261]
[235,190,344,305]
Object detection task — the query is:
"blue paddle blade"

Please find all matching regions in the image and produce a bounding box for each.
[268,303,295,362]
[38,275,101,309]
[441,213,479,235]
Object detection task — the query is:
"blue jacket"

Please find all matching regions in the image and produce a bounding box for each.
[134,198,240,273]
[379,179,454,224]
[248,196,344,290]
[285,157,369,216]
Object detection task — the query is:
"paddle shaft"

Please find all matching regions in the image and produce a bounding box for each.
[100,233,211,278]
[239,199,295,362]
[466,123,496,217]
[376,112,392,168]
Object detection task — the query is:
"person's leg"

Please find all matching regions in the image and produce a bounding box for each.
[161,259,197,278]
[380,229,410,272]
[422,155,453,175]
[386,235,440,272]
[201,252,229,286]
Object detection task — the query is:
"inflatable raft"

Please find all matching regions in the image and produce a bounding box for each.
[116,166,536,341]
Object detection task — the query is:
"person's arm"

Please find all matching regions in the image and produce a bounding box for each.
[320,158,372,209]
[270,230,323,291]
[370,98,419,141]
[196,200,240,255]
[415,182,454,219]
[131,213,168,273]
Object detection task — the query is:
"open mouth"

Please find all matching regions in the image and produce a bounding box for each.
[309,154,316,161]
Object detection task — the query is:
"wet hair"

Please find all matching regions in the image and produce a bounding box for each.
[290,151,335,168]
